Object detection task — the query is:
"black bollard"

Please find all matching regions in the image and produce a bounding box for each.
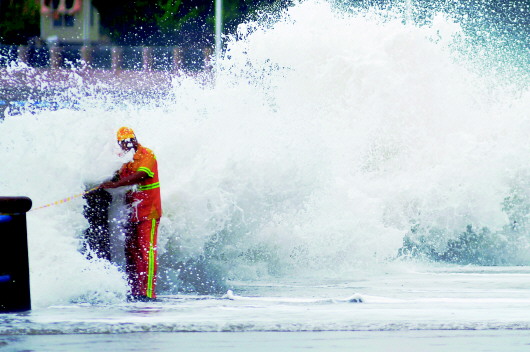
[0,196,32,312]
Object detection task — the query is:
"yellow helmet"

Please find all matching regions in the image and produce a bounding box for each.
[116,127,136,141]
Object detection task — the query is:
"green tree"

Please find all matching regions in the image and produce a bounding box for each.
[92,0,213,45]
[91,0,280,45]
[0,0,40,45]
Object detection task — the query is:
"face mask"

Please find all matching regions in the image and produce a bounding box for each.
[119,138,135,151]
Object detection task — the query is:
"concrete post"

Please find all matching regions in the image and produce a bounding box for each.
[17,46,30,65]
[142,47,154,71]
[111,46,123,72]
[80,45,93,67]
[172,47,183,73]
[203,47,213,72]
[49,45,63,69]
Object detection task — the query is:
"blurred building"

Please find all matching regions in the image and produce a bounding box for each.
[40,0,101,44]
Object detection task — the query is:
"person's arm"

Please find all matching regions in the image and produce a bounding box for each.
[100,171,149,189]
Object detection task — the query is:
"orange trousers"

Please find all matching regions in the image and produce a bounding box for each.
[125,218,159,298]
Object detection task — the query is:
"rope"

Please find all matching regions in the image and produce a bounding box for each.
[30,186,101,212]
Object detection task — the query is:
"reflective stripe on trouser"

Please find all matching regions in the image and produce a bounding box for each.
[138,182,160,191]
[125,218,159,298]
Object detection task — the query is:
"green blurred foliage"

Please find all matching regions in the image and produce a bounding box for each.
[0,0,527,47]
[0,0,279,45]
[0,0,40,45]
[91,0,279,45]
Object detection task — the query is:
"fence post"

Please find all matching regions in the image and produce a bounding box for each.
[172,47,183,73]
[111,46,123,72]
[0,197,32,312]
[80,45,93,67]
[203,47,213,73]
[142,47,154,71]
[17,46,30,65]
[49,45,63,69]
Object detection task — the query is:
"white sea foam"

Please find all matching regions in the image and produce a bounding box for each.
[0,0,529,306]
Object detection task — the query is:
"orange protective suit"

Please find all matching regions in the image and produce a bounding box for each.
[120,144,162,299]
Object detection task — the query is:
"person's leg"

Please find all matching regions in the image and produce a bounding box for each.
[134,218,160,299]
[124,221,141,297]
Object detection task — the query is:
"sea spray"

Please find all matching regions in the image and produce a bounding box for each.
[0,0,529,305]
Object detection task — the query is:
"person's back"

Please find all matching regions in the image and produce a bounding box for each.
[119,144,162,222]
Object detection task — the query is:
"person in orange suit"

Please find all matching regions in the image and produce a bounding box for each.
[101,127,162,302]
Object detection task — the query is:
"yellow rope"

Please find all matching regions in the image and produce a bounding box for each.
[30,186,101,212]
